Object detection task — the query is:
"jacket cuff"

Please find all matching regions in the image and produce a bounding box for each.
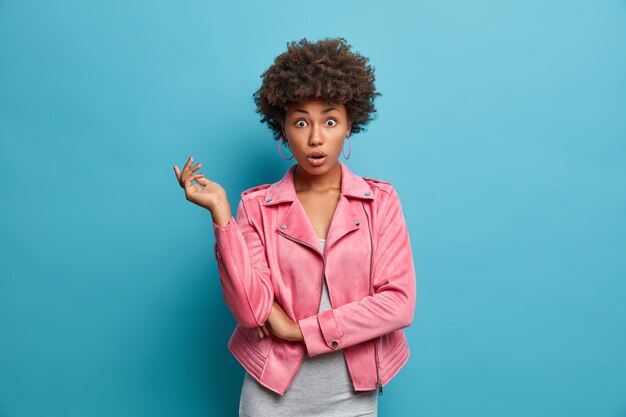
[213,215,236,231]
[298,309,343,357]
[212,216,236,263]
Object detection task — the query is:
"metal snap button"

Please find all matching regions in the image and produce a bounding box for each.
[279,223,287,229]
[266,198,272,202]
[364,191,371,196]
[331,340,339,348]
[354,219,360,226]
[214,246,222,262]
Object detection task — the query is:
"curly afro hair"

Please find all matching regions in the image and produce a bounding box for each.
[253,37,382,143]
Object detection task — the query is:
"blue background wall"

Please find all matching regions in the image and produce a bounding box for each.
[1,1,625,416]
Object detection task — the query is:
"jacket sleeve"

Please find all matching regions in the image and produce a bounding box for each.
[297,187,417,357]
[212,198,274,328]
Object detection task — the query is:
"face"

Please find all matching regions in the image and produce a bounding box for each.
[282,99,352,177]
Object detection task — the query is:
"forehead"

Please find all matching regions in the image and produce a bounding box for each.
[286,99,346,115]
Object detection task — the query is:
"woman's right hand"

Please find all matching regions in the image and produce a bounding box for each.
[257,323,271,339]
[173,156,227,213]
[256,302,303,342]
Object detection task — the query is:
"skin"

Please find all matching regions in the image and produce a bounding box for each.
[173,99,352,342]
[282,100,352,241]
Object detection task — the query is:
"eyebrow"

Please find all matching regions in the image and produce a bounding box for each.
[292,107,338,114]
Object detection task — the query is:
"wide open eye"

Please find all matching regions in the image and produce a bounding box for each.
[295,120,307,127]
[326,119,338,127]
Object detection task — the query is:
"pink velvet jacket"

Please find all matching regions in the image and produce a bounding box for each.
[212,161,417,396]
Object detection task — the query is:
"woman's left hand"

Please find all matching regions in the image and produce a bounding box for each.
[256,301,303,342]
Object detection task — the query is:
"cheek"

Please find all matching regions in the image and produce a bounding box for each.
[288,139,308,155]
[333,134,348,150]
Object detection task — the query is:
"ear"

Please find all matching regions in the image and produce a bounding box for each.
[280,118,288,138]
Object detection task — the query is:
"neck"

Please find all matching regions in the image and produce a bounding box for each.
[294,162,342,193]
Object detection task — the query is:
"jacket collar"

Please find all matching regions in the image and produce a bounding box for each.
[263,161,375,206]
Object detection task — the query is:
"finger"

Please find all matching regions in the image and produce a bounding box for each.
[257,327,264,338]
[185,162,202,176]
[179,157,189,175]
[184,173,205,189]
[196,177,211,187]
[181,164,203,184]
[180,157,194,178]
[182,157,202,173]
[262,325,270,336]
[189,173,205,185]
[184,156,194,171]
[174,165,184,186]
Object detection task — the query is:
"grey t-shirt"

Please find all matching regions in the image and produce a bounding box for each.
[238,238,378,416]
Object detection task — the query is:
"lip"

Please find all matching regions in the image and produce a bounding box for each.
[307,154,327,167]
[306,151,327,157]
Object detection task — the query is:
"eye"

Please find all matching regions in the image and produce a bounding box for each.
[295,120,307,128]
[326,119,338,127]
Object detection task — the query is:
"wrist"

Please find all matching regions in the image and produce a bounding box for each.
[293,322,304,342]
[210,199,232,227]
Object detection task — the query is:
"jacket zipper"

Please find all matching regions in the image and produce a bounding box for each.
[361,201,383,395]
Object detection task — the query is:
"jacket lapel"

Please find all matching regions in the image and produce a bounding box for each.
[263,161,375,255]
[276,198,323,255]
[324,194,360,251]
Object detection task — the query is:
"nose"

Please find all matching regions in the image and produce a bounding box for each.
[308,123,324,146]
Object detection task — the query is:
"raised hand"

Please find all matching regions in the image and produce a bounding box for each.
[173,156,228,214]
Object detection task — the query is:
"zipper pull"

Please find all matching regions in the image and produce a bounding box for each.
[378,381,383,395]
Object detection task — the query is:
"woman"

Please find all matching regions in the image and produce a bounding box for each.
[174,37,416,416]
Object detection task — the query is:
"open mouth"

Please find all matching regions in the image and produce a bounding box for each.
[307,154,327,165]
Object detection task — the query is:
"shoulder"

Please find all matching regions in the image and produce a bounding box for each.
[235,184,272,225]
[362,176,394,196]
[362,175,404,215]
[239,183,272,202]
